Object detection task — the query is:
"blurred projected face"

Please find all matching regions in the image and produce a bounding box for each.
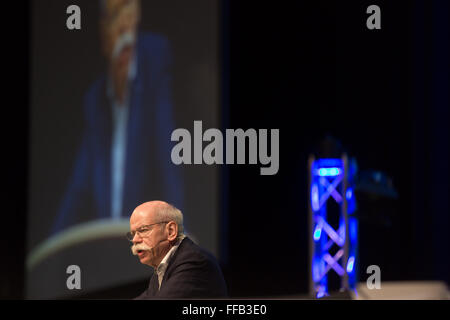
[129,209,170,268]
[101,0,140,99]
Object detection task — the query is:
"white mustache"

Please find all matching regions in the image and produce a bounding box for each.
[112,31,135,60]
[131,243,151,256]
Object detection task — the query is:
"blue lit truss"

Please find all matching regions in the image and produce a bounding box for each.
[308,155,358,298]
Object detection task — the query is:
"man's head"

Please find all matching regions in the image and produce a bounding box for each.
[129,201,184,268]
[100,0,141,100]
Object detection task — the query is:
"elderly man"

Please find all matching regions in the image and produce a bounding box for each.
[129,201,228,299]
[52,0,183,234]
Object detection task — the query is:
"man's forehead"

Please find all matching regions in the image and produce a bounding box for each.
[130,208,157,228]
[105,0,136,15]
[130,201,169,228]
[131,209,153,223]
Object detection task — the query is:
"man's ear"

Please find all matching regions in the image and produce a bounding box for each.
[166,221,178,242]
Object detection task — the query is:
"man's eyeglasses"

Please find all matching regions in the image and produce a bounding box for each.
[126,221,168,242]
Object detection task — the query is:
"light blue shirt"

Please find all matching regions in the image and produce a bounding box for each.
[107,55,137,219]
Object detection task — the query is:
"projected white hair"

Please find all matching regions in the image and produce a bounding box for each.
[100,0,140,18]
[156,204,184,239]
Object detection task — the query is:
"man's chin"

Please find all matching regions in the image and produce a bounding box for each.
[138,254,152,265]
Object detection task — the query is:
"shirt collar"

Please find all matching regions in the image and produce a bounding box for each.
[155,235,186,287]
[156,235,186,278]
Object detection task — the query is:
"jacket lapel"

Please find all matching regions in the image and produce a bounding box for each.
[158,238,191,290]
[148,272,159,296]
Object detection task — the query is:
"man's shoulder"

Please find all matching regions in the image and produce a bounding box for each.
[159,237,228,298]
[138,31,169,46]
[82,75,107,118]
[137,32,170,57]
[174,237,219,266]
[85,75,106,97]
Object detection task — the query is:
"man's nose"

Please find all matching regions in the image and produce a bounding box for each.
[132,234,142,244]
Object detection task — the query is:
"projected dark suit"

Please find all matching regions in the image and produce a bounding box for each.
[52,33,183,234]
[135,237,228,299]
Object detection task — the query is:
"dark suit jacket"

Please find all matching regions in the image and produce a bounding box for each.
[52,32,183,233]
[135,237,228,299]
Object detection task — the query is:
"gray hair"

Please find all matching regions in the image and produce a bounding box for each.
[155,203,184,238]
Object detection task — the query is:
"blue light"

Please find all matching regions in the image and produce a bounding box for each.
[315,158,342,168]
[317,291,326,299]
[346,188,353,200]
[349,218,357,244]
[313,225,322,241]
[311,183,320,211]
[346,256,355,273]
[312,259,321,282]
[318,167,341,176]
[347,187,356,214]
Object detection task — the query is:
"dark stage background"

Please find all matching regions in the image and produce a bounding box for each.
[1,0,448,299]
[222,0,448,297]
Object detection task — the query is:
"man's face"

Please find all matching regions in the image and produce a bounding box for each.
[101,0,140,78]
[129,210,169,267]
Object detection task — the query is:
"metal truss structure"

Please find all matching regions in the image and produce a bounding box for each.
[308,154,358,298]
